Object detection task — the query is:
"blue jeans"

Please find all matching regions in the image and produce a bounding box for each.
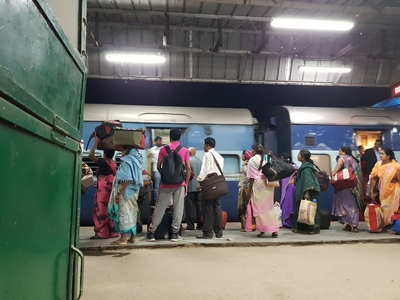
[152,171,161,205]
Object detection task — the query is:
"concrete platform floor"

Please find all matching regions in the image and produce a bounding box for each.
[79,221,400,252]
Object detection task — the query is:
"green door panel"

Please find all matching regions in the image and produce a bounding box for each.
[0,0,87,299]
[0,118,80,299]
[0,0,86,141]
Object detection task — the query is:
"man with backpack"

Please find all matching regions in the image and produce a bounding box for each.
[147,128,191,242]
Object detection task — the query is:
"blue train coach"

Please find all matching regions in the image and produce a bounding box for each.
[81,104,255,225]
[261,106,400,212]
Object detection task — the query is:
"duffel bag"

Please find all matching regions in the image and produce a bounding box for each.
[364,201,384,232]
[200,153,229,201]
[262,157,296,182]
[113,127,146,149]
[85,120,122,150]
[332,168,358,190]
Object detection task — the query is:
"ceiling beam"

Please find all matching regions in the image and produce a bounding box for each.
[87,21,400,39]
[87,74,391,88]
[87,8,272,22]
[86,44,398,61]
[183,0,400,15]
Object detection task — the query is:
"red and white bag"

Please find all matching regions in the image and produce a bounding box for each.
[364,201,384,232]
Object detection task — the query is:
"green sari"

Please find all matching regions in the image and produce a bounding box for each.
[293,161,321,234]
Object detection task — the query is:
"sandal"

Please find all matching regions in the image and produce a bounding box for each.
[352,226,359,233]
[111,239,127,245]
[271,232,278,238]
[127,238,137,244]
[257,232,266,238]
[342,224,352,231]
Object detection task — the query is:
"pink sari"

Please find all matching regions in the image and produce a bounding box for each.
[247,155,279,233]
[93,159,119,238]
[371,161,400,225]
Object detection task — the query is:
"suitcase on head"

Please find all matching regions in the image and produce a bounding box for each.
[113,127,146,149]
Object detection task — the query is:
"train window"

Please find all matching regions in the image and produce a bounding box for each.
[311,154,331,173]
[221,154,240,175]
[305,136,316,147]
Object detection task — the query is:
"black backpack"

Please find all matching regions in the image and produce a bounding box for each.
[161,145,185,184]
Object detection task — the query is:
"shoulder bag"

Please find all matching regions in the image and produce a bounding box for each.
[331,168,358,190]
[200,153,229,201]
[262,156,296,182]
[314,164,330,192]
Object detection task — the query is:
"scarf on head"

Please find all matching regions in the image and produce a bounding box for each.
[244,150,252,161]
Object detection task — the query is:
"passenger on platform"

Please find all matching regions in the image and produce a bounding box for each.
[369,148,400,232]
[89,138,119,239]
[147,128,191,242]
[107,146,143,245]
[247,144,279,238]
[196,137,224,239]
[361,139,382,197]
[357,145,365,159]
[331,147,362,233]
[279,153,298,228]
[148,136,163,205]
[293,150,321,234]
[184,147,203,231]
[238,150,252,231]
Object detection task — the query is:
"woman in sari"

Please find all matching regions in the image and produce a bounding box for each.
[238,150,252,231]
[369,148,400,232]
[280,153,298,228]
[331,146,362,232]
[108,146,143,245]
[293,150,321,234]
[247,144,279,238]
[89,138,119,239]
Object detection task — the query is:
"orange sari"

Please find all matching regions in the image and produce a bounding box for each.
[370,160,400,225]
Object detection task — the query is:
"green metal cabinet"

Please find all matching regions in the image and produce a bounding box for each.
[0,1,87,299]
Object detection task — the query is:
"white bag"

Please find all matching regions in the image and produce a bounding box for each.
[297,199,317,226]
[274,202,283,227]
[81,175,94,188]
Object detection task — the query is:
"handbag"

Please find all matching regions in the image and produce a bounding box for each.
[245,198,254,232]
[314,164,330,192]
[274,202,283,228]
[364,200,384,232]
[297,199,317,226]
[200,153,229,201]
[261,157,296,182]
[332,168,358,190]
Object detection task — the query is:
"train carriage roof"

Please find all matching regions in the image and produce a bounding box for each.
[84,104,254,125]
[276,106,400,126]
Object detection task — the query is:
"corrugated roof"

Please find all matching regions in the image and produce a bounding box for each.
[85,0,400,87]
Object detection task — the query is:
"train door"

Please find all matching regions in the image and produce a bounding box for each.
[354,130,382,151]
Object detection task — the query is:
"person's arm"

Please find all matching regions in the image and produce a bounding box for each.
[369,176,378,199]
[197,153,211,182]
[115,181,130,204]
[89,137,100,164]
[184,160,191,186]
[331,158,344,180]
[249,178,254,195]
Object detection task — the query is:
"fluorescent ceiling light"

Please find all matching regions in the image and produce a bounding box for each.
[105,54,166,64]
[299,66,352,73]
[271,18,354,31]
